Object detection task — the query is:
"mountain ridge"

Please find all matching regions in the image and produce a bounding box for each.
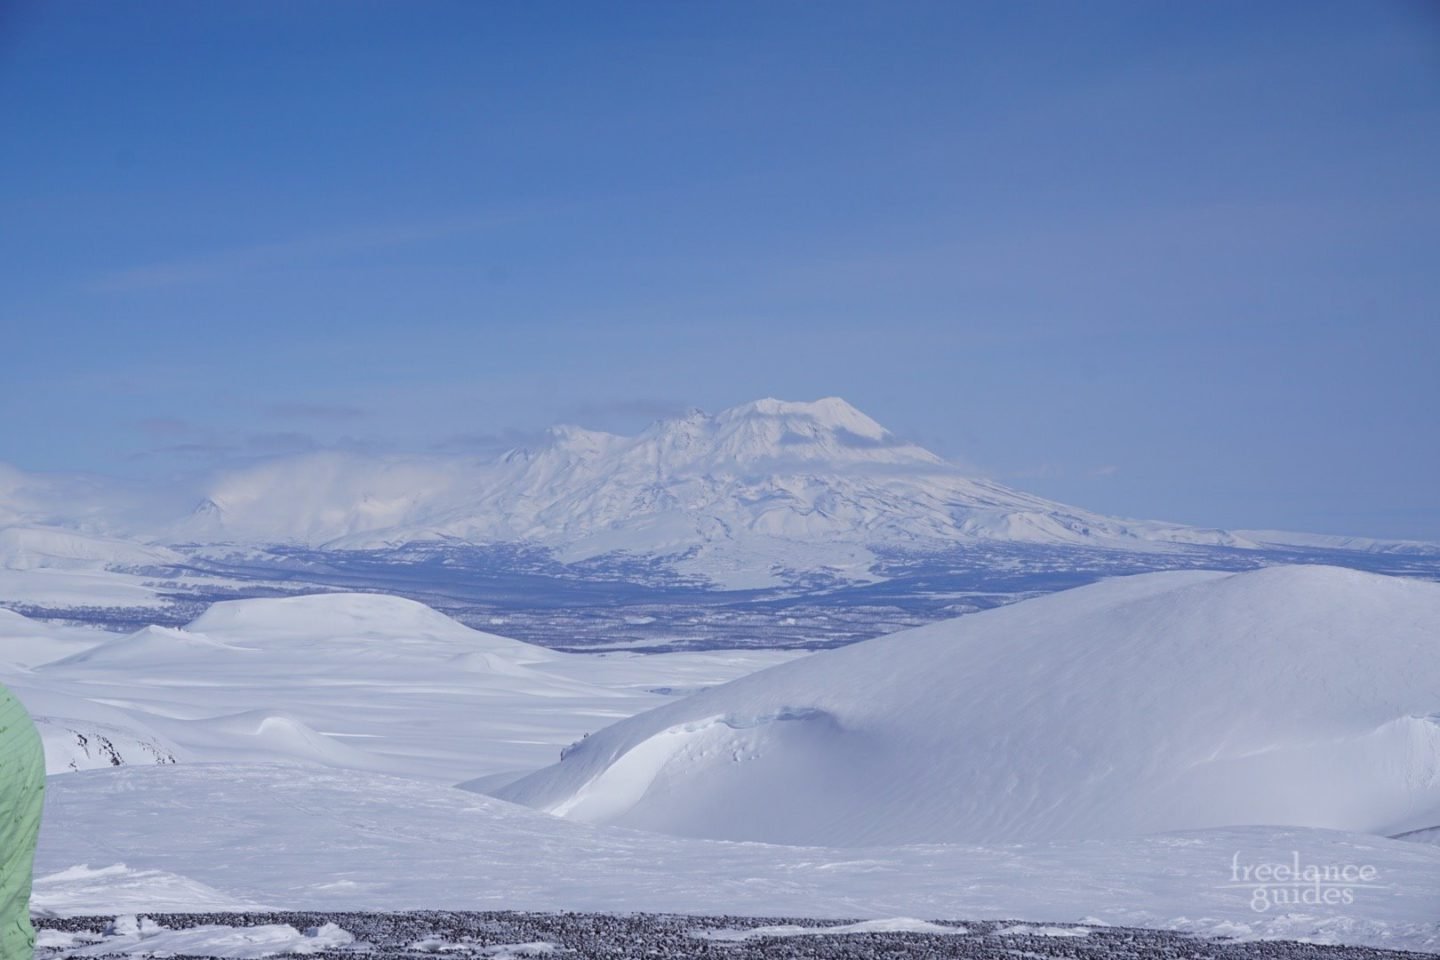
[172,397,1274,586]
[2,398,1435,592]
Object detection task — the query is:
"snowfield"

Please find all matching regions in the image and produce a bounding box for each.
[4,593,798,781]
[33,764,1440,952]
[5,565,1440,953]
[495,566,1440,845]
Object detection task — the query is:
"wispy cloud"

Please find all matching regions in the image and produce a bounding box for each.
[266,402,370,422]
[245,432,320,455]
[563,398,687,429]
[91,214,520,293]
[1006,463,1122,481]
[129,441,236,462]
[131,432,398,469]
[430,428,550,455]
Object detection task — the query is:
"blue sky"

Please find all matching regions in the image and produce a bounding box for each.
[2,1,1437,538]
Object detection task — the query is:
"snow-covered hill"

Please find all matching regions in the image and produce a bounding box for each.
[18,594,800,780]
[0,521,244,612]
[495,565,1440,845]
[0,525,181,572]
[15,574,1440,952]
[173,398,1275,587]
[0,607,110,668]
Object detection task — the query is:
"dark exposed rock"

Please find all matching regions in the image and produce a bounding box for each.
[35,912,1432,960]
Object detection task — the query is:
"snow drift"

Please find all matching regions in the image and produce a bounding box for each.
[0,607,108,668]
[35,763,1440,952]
[24,591,796,780]
[495,565,1440,845]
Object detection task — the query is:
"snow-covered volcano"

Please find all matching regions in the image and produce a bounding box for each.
[494,565,1440,845]
[177,398,1261,586]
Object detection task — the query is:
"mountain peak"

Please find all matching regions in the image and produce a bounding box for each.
[544,424,625,452]
[170,395,1284,580]
[625,397,940,470]
[719,397,889,441]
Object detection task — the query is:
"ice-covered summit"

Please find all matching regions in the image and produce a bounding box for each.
[170,398,1258,585]
[532,396,938,472]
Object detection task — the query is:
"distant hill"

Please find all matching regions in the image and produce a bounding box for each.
[495,565,1440,845]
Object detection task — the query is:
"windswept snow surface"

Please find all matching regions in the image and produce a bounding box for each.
[8,594,799,780]
[0,522,253,613]
[0,607,111,668]
[0,614,184,772]
[18,569,1440,953]
[496,566,1440,845]
[32,866,262,917]
[0,472,233,611]
[0,526,181,573]
[34,764,1440,953]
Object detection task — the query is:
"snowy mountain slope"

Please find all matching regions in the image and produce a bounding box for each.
[0,464,124,530]
[172,398,1283,587]
[0,565,179,611]
[35,763,1440,952]
[24,592,802,780]
[0,611,182,770]
[6,401,1434,599]
[1235,529,1440,556]
[1,685,179,778]
[0,469,279,614]
[175,455,477,547]
[0,526,182,572]
[0,607,110,668]
[494,565,1440,845]
[0,522,249,614]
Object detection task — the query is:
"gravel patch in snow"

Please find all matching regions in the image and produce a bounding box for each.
[36,911,1436,960]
